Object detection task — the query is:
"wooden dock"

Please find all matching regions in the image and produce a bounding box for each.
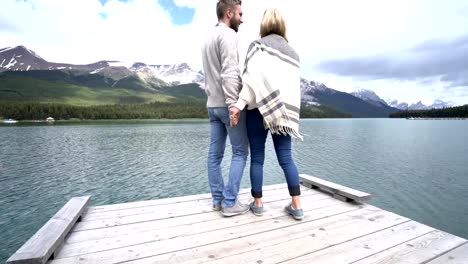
[7,174,468,264]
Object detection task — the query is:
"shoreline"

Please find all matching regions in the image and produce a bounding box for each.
[0,118,210,126]
[405,117,466,120]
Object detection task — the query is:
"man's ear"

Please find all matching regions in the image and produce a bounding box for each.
[226,8,232,19]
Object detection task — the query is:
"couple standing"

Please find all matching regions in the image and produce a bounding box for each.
[202,0,304,220]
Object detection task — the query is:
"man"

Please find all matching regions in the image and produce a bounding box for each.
[202,0,249,217]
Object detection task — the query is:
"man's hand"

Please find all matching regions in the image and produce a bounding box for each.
[229,107,241,127]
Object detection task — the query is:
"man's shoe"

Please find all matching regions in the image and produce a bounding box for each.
[250,202,263,216]
[221,200,249,217]
[285,203,304,220]
[212,203,222,211]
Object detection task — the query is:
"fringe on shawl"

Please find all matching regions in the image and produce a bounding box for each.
[262,108,304,141]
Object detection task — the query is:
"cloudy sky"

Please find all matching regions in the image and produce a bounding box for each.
[1,0,468,105]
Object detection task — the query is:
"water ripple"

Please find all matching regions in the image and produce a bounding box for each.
[1,119,468,262]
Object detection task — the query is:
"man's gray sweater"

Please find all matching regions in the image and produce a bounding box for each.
[202,23,242,108]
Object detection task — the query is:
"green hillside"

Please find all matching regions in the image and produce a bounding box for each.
[301,104,351,118]
[0,70,351,120]
[0,71,193,105]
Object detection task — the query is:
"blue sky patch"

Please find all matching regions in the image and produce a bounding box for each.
[99,0,128,5]
[158,0,195,25]
[98,0,194,25]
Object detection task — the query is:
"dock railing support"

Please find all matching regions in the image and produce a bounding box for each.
[300,174,371,203]
[6,196,91,264]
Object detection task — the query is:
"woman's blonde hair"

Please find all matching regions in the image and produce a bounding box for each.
[260,8,287,41]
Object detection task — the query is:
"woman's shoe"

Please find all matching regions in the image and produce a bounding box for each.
[250,201,263,216]
[285,203,304,220]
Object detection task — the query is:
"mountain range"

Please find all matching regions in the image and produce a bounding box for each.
[351,89,454,110]
[386,99,454,110]
[1,45,446,117]
[0,45,204,87]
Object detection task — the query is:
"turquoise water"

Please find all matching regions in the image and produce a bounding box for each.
[1,119,467,262]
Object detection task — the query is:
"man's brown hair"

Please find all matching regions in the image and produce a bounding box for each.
[216,0,242,20]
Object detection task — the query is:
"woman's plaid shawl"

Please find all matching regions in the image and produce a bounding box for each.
[241,35,303,140]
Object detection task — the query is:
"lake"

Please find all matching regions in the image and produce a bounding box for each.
[1,119,467,262]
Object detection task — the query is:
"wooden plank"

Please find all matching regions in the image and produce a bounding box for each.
[205,221,424,264]
[66,188,326,243]
[122,207,408,264]
[73,186,315,231]
[56,195,341,257]
[300,173,372,203]
[426,242,468,264]
[86,183,288,214]
[7,196,91,264]
[285,227,463,263]
[81,186,309,222]
[350,231,467,264]
[48,202,374,263]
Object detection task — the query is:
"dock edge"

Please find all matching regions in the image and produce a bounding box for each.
[7,196,91,264]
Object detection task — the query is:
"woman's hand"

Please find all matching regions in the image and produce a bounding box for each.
[229,107,241,127]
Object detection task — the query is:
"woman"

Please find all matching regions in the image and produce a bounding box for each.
[231,8,304,220]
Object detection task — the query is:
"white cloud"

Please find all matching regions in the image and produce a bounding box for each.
[1,0,468,105]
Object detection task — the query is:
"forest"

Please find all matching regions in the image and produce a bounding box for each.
[0,101,351,120]
[389,105,468,118]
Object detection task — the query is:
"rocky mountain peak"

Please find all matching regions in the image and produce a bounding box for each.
[409,101,427,110]
[300,79,332,105]
[387,99,454,110]
[131,62,148,69]
[351,89,388,107]
[0,45,48,72]
[300,79,328,92]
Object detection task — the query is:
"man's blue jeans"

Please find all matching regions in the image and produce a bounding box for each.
[207,107,248,208]
[247,108,301,198]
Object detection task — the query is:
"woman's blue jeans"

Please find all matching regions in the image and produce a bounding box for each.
[247,108,301,198]
[207,107,248,208]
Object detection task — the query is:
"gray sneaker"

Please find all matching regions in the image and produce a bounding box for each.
[221,200,249,217]
[285,203,304,220]
[250,202,263,216]
[212,203,222,211]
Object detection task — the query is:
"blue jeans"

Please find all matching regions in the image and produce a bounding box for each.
[247,108,301,198]
[207,107,248,208]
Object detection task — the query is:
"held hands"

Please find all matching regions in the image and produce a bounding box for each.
[229,107,241,127]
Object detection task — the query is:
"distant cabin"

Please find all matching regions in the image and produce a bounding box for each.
[46,117,55,122]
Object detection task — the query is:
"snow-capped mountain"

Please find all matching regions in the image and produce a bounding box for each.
[300,79,399,117]
[387,99,454,110]
[387,100,409,110]
[130,62,205,87]
[0,45,111,72]
[351,89,389,107]
[1,45,53,71]
[350,89,455,110]
[429,99,455,109]
[0,46,204,88]
[300,79,332,106]
[409,101,428,110]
